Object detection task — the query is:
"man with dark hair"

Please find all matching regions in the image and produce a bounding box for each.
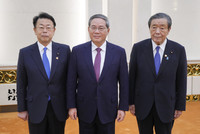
[129,12,187,134]
[67,14,129,134]
[17,12,70,134]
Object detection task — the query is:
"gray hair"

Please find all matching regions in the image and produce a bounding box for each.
[148,13,172,29]
[88,14,110,28]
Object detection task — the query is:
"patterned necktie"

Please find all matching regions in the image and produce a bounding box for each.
[94,48,101,81]
[43,47,50,79]
[154,46,160,75]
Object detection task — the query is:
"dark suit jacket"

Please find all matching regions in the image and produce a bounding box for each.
[67,41,129,124]
[17,42,70,123]
[129,38,187,123]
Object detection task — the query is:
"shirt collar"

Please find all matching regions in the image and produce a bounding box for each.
[37,41,52,52]
[91,41,106,52]
[152,39,167,51]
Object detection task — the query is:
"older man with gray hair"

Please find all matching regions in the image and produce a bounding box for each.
[129,13,187,134]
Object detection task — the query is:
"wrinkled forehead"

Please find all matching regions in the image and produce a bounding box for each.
[150,18,168,26]
[90,18,106,26]
[36,18,54,26]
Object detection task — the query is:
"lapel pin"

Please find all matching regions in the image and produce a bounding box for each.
[56,52,59,60]
[164,54,169,60]
[170,51,173,54]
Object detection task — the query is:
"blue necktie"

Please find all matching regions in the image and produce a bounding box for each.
[43,47,51,100]
[154,46,160,75]
[43,47,51,79]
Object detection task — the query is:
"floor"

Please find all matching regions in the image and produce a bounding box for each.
[0,101,200,134]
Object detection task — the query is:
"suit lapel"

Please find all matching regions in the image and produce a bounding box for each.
[157,40,173,76]
[98,42,113,83]
[49,42,59,81]
[144,40,157,77]
[31,43,49,80]
[84,42,97,80]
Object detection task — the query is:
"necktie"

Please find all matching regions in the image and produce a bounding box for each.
[154,46,160,75]
[43,47,50,79]
[94,48,101,81]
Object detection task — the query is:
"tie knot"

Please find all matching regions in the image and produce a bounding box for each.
[96,48,101,53]
[156,46,160,52]
[44,47,47,53]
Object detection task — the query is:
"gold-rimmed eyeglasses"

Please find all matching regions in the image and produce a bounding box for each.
[89,26,107,32]
[36,25,54,31]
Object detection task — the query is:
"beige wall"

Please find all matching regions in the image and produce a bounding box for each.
[151,0,200,60]
[0,0,199,65]
[0,0,87,65]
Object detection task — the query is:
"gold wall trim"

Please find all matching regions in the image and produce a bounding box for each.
[0,63,199,83]
[0,70,17,84]
[186,95,200,102]
[187,64,200,76]
[187,63,200,101]
[0,64,200,101]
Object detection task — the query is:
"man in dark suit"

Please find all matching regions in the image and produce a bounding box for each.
[129,13,187,134]
[17,12,70,134]
[67,14,129,134]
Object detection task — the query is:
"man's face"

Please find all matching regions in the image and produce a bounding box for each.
[150,18,170,45]
[88,18,110,47]
[34,18,55,46]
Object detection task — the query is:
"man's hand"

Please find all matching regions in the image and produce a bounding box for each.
[174,110,182,119]
[129,105,135,116]
[68,108,77,120]
[18,111,28,121]
[116,110,125,122]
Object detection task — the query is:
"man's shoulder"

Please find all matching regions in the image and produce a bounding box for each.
[167,39,184,49]
[52,42,70,49]
[135,39,151,46]
[72,41,91,50]
[107,41,125,51]
[20,42,37,52]
[131,39,151,50]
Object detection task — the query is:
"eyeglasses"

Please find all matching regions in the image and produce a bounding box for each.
[89,26,107,32]
[150,26,168,32]
[37,25,54,31]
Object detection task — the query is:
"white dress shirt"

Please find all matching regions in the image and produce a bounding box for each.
[92,41,106,76]
[152,39,167,63]
[37,41,52,69]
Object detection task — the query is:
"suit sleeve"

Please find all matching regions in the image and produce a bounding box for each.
[118,48,129,111]
[17,49,28,112]
[67,47,78,109]
[175,46,187,111]
[65,45,71,107]
[129,44,137,105]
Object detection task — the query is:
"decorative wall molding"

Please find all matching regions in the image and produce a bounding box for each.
[187,64,200,76]
[0,66,17,84]
[0,63,199,102]
[186,95,200,101]
[0,66,17,106]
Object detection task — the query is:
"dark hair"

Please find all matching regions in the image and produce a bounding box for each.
[33,12,56,28]
[148,13,172,29]
[88,14,110,28]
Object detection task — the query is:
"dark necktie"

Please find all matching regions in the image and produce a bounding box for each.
[94,48,101,81]
[43,47,50,79]
[154,46,160,75]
